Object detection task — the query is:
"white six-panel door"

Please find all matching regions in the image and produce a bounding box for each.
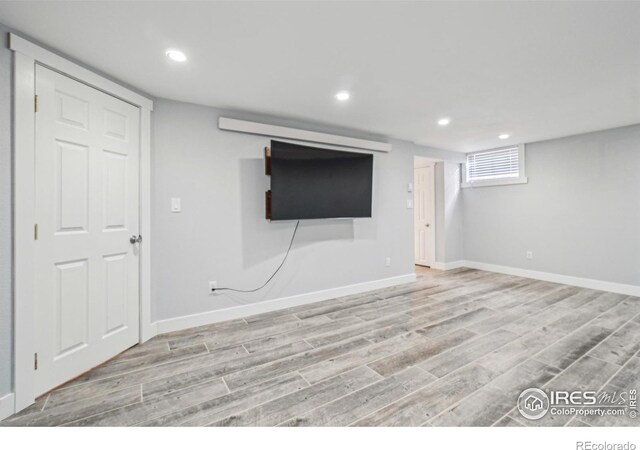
[414,165,435,267]
[34,65,140,395]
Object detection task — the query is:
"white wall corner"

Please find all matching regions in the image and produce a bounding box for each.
[0,393,15,421]
[153,273,416,335]
[461,260,640,297]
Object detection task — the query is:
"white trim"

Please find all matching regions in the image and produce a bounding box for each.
[461,176,528,188]
[458,260,640,297]
[0,393,15,421]
[218,117,392,153]
[154,273,416,334]
[13,52,36,413]
[430,261,466,271]
[11,34,154,415]
[9,34,153,111]
[139,108,154,343]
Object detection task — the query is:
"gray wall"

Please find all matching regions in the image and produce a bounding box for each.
[463,124,640,286]
[442,162,465,263]
[151,99,460,321]
[0,24,13,397]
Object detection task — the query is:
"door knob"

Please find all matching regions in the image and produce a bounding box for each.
[425,224,430,227]
[129,235,142,244]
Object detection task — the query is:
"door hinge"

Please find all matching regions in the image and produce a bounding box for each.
[34,223,38,240]
[34,94,38,113]
[34,353,38,370]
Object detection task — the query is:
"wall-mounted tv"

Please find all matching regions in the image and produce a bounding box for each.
[267,140,373,221]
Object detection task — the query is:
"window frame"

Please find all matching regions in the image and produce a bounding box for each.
[461,144,527,188]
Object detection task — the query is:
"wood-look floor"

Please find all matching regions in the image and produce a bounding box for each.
[3,267,639,427]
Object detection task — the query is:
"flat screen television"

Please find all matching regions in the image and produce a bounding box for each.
[268,140,373,220]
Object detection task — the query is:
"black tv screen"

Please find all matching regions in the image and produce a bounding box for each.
[269,140,373,220]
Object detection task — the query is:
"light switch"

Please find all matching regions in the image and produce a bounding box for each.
[171,198,181,213]
[407,183,413,193]
[407,199,413,209]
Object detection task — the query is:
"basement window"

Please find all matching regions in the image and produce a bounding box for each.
[461,144,527,188]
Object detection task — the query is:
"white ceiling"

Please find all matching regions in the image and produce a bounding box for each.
[1,1,639,152]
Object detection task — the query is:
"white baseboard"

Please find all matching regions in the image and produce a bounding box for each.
[460,260,640,297]
[154,273,417,335]
[0,393,15,421]
[430,261,466,271]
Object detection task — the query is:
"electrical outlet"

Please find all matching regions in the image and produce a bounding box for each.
[526,251,533,260]
[209,281,218,293]
[385,257,391,267]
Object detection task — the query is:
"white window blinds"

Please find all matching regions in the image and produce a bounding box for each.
[466,146,520,182]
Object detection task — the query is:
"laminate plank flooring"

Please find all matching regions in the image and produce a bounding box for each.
[3,267,638,427]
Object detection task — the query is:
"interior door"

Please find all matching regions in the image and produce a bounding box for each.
[34,65,140,395]
[414,165,435,267]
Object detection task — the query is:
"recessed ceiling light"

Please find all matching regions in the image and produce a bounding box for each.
[437,118,451,126]
[498,134,510,140]
[166,49,187,62]
[335,91,350,101]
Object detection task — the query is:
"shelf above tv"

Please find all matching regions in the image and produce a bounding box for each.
[219,117,392,153]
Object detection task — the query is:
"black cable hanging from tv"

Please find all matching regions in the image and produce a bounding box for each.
[211,221,300,294]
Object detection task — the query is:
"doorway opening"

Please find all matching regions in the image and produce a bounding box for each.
[414,156,439,272]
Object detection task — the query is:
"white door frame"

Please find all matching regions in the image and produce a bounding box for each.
[10,34,154,413]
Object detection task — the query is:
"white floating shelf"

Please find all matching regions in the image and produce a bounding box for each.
[218,117,392,153]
